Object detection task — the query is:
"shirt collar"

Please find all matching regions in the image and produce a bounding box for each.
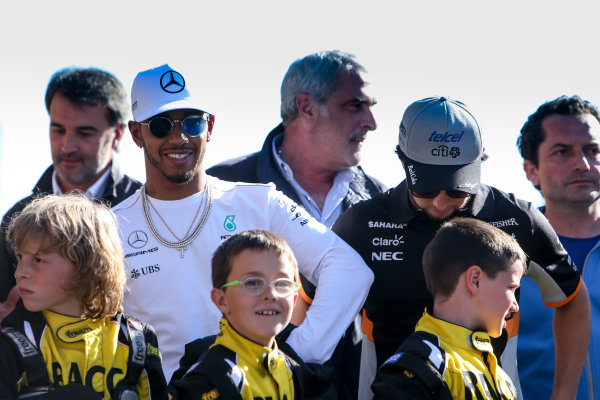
[42,309,108,344]
[52,167,111,199]
[271,132,356,226]
[214,318,277,361]
[271,132,356,182]
[417,310,494,354]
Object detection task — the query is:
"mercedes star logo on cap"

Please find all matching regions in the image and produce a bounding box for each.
[160,70,185,93]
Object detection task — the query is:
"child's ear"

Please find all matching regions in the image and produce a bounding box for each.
[211,288,230,315]
[465,265,482,295]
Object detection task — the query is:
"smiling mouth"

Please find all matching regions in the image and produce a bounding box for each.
[256,310,279,316]
[163,150,195,163]
[165,152,191,158]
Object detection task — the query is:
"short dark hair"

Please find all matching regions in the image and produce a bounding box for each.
[45,67,129,127]
[212,230,299,289]
[517,95,600,166]
[422,217,526,301]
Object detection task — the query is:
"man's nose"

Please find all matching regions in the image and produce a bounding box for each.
[361,108,377,131]
[61,131,79,153]
[572,149,591,171]
[167,122,189,143]
[432,191,452,208]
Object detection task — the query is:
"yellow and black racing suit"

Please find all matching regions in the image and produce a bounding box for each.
[372,311,517,400]
[169,318,301,400]
[0,304,168,399]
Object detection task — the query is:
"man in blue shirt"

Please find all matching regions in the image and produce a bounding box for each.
[517,95,600,399]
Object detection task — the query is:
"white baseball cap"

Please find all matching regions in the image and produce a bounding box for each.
[130,64,211,122]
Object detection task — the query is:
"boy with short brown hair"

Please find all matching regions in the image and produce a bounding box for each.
[169,229,302,399]
[0,194,168,399]
[372,217,525,399]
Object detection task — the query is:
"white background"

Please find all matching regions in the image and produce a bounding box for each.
[2,0,600,216]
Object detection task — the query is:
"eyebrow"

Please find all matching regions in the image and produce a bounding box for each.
[343,96,377,107]
[241,271,266,278]
[50,122,99,132]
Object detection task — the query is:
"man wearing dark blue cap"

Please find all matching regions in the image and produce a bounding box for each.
[333,96,591,399]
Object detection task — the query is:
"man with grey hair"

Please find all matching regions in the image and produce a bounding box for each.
[208,50,383,398]
[209,50,382,226]
[0,67,141,305]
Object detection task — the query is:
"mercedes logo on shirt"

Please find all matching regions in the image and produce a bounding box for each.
[128,231,149,249]
[160,70,185,93]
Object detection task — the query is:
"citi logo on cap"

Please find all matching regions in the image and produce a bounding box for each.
[431,145,460,158]
[160,70,185,93]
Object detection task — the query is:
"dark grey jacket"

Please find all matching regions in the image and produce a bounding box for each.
[207,124,386,210]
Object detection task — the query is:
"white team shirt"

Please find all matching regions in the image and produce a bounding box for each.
[112,178,373,380]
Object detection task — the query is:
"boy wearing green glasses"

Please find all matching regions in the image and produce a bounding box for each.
[169,230,303,399]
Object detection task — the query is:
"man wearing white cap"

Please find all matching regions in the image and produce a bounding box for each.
[111,64,374,383]
[333,96,591,399]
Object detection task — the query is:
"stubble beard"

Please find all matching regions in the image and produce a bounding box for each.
[545,179,600,209]
[53,153,108,188]
[144,147,204,185]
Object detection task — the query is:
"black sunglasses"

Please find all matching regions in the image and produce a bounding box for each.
[139,113,211,139]
[409,188,471,199]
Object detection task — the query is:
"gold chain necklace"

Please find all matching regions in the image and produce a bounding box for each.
[141,180,212,258]
[145,189,205,241]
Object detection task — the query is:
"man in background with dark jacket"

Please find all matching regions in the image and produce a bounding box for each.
[0,67,141,305]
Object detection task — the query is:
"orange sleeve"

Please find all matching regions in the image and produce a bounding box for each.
[362,309,374,342]
[545,278,583,308]
[298,284,313,305]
